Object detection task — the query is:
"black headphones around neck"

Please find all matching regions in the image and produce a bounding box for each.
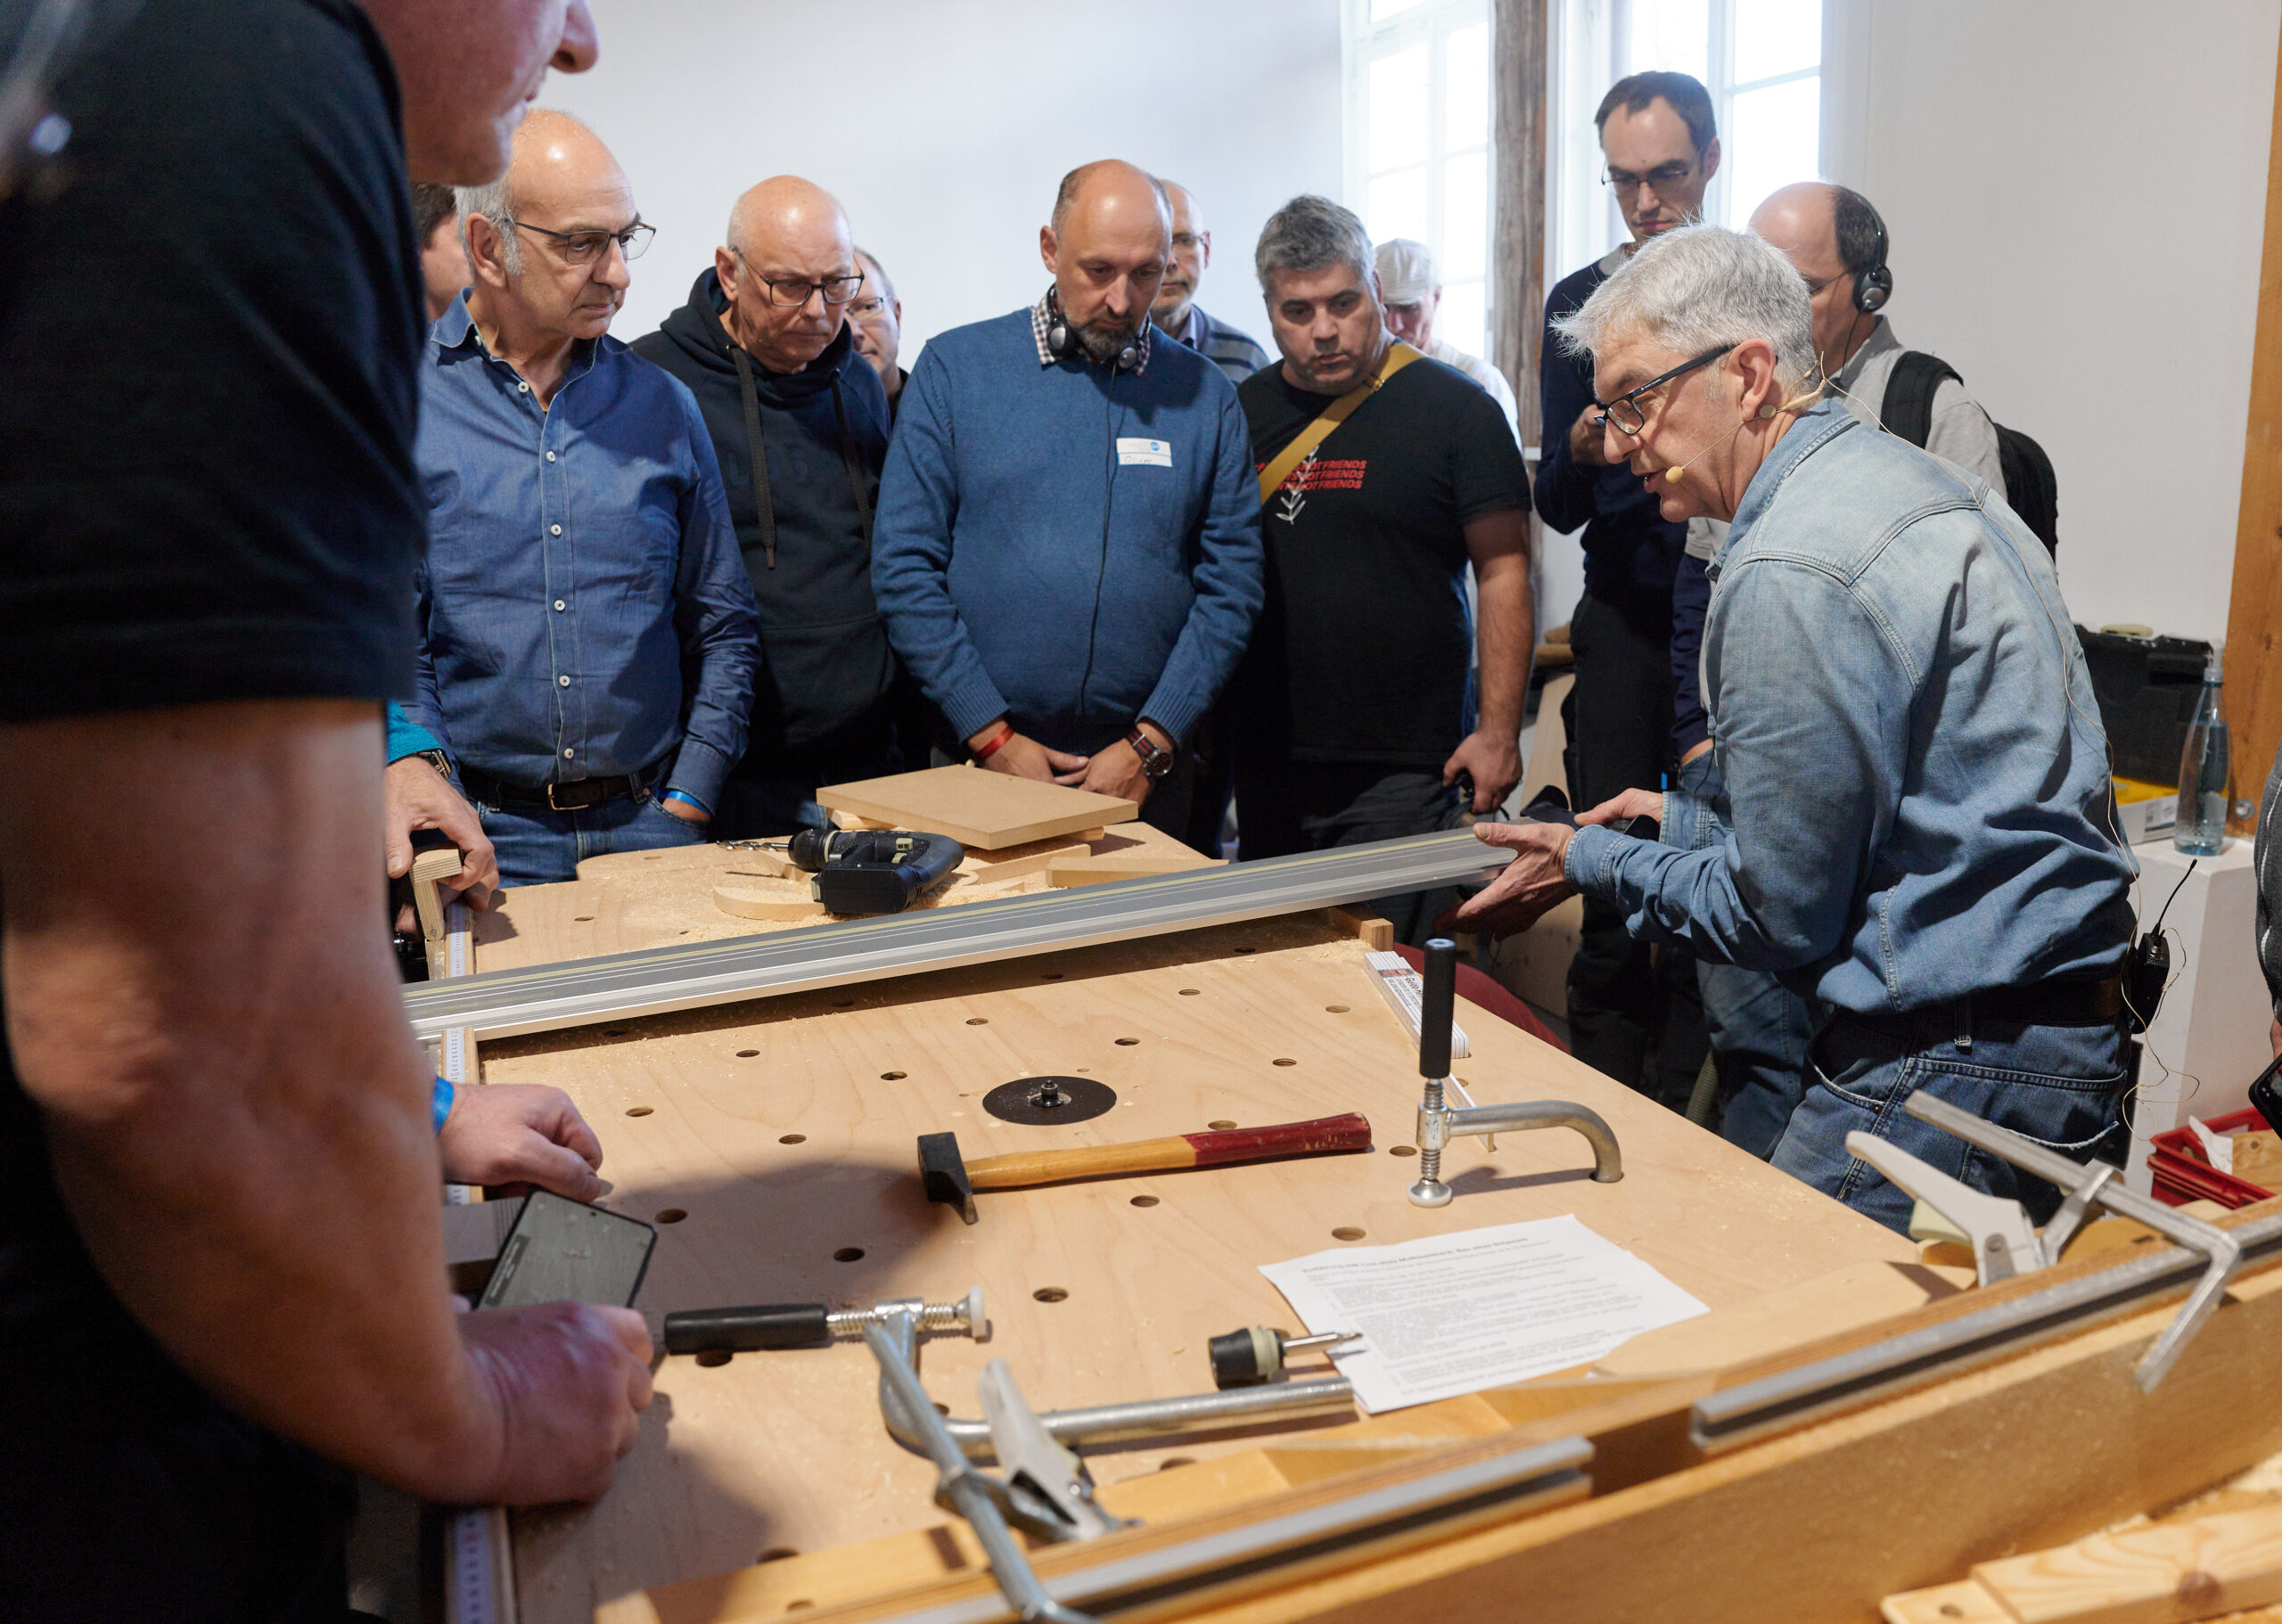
[1046,287,1145,373]
[1851,202,1892,315]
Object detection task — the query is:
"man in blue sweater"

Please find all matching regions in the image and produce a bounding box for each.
[874,160,1263,836]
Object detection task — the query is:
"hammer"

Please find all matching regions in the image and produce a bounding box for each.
[917,1113,1373,1224]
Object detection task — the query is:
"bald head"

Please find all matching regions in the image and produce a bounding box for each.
[1040,160,1171,367]
[716,174,860,374]
[1747,183,1839,269]
[1748,182,1884,377]
[1051,160,1172,240]
[1153,179,1211,328]
[456,109,634,348]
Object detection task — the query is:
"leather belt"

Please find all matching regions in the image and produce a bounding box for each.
[1942,973,2128,1029]
[462,759,665,813]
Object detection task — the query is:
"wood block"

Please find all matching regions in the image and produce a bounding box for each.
[1047,852,1221,888]
[957,839,1088,882]
[1326,906,1395,952]
[1881,1579,2010,1624]
[1970,1502,2282,1623]
[410,847,468,886]
[815,765,1137,849]
[710,883,826,923]
[828,808,895,832]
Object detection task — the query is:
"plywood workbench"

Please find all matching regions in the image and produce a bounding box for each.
[460,837,1916,1624]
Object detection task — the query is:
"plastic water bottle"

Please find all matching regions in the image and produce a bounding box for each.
[2173,644,2230,856]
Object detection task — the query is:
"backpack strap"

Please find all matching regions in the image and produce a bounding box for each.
[1879,350,1962,448]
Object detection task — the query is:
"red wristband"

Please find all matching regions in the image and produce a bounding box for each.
[973,722,1014,762]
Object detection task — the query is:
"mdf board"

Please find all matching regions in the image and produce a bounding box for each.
[469,909,1916,1623]
[814,765,1138,849]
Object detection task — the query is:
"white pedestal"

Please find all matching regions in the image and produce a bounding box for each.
[2122,835,2269,1193]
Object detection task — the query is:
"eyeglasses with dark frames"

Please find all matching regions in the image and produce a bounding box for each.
[509,216,654,266]
[1592,342,1737,436]
[848,295,891,317]
[1601,160,1698,198]
[730,250,864,309]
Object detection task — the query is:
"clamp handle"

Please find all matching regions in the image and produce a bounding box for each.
[1419,939,1457,1079]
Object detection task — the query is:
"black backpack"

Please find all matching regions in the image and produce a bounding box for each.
[1882,351,2059,557]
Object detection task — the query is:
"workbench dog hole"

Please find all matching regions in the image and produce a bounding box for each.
[1129,1195,1159,1208]
[1391,1144,1417,1157]
[881,1070,907,1079]
[1033,1287,1069,1303]
[655,1209,688,1224]
[965,1017,989,1025]
[1273,1057,1297,1067]
[1208,1120,1236,1131]
[1333,1226,1367,1242]
[1115,1037,1139,1046]
[694,1349,732,1368]
[780,1133,806,1144]
[573,915,594,922]
[1325,1005,1350,1013]
[1178,988,1200,996]
[735,1049,759,1058]
[624,1106,653,1117]
[833,1247,865,1262]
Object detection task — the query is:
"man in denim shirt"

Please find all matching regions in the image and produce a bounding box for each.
[411,112,759,884]
[1455,225,2134,1234]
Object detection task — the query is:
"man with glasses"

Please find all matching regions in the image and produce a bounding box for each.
[850,247,907,417]
[1456,224,2132,1234]
[1534,69,1720,1104]
[1667,182,2005,1157]
[633,176,899,837]
[1151,179,1271,385]
[874,160,1263,836]
[413,110,759,884]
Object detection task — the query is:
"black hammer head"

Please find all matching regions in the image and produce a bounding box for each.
[916,1132,976,1225]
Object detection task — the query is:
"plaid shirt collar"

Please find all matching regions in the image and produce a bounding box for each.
[1030,286,1152,375]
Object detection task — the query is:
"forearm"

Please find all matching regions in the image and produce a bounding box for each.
[1472,554,1532,740]
[1,701,496,1497]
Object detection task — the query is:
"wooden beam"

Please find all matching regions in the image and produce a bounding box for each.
[1491,0,1548,450]
[2220,22,2282,833]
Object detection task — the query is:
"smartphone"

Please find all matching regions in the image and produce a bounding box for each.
[477,1189,657,1310]
[2250,1050,2282,1138]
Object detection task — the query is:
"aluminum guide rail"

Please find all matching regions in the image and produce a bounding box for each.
[1691,1208,2282,1453]
[404,830,1512,1042]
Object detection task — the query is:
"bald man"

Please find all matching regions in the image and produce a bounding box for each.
[632,177,899,835]
[1151,180,1270,385]
[874,160,1263,836]
[411,111,759,883]
[1662,182,2005,1156]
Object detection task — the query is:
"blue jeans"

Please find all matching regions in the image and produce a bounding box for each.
[1769,1007,2127,1235]
[1701,961,1815,1159]
[471,790,707,887]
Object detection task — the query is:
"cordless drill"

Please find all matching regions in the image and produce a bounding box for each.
[784,827,965,915]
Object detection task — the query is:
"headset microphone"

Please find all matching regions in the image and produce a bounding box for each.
[1658,385,1825,483]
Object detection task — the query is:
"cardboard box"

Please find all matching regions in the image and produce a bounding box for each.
[2114,774,2179,845]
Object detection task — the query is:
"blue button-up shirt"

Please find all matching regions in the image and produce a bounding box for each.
[1564,400,2133,1014]
[408,296,759,808]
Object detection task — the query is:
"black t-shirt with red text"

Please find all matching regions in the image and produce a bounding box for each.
[1232,353,1531,768]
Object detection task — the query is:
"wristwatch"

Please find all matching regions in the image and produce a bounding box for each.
[1125,726,1175,782]
[409,748,453,778]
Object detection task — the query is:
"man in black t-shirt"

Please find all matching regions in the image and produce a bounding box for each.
[1231,196,1532,944]
[0,3,661,1619]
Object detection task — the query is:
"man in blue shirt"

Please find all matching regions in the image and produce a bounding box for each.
[1537,71,1719,1102]
[411,111,759,885]
[1456,225,2135,1234]
[873,160,1263,837]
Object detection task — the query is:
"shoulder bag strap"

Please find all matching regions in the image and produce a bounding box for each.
[1254,340,1424,505]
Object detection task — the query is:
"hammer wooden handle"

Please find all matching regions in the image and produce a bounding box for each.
[964,1113,1372,1191]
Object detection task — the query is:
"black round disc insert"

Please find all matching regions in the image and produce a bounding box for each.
[982,1075,1118,1125]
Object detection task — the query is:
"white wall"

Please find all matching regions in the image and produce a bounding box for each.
[1824,0,2280,644]
[544,0,1344,360]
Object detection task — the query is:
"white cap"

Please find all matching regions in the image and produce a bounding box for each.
[1375,238,1438,304]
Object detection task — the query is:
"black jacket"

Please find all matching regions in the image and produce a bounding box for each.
[630,270,897,767]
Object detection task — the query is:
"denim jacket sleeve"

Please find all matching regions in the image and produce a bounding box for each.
[1565,557,1903,971]
[1138,381,1265,746]
[665,404,761,808]
[871,353,1011,742]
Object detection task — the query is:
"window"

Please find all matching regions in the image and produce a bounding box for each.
[1554,0,1824,275]
[1345,0,1494,359]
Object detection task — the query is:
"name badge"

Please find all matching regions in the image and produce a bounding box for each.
[1116,437,1172,468]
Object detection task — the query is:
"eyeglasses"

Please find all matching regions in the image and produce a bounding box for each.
[1592,343,1736,436]
[848,295,891,318]
[510,216,655,266]
[735,252,865,308]
[1801,270,1845,299]
[1602,161,1697,198]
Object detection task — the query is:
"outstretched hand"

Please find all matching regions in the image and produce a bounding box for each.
[1440,819,1578,938]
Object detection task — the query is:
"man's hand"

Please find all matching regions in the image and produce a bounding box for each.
[438,1084,604,1201]
[970,721,1087,783]
[1054,722,1171,805]
[1579,788,1663,826]
[459,1302,653,1505]
[384,755,497,931]
[656,796,710,825]
[1441,820,1577,938]
[1568,404,1610,469]
[1443,729,1522,815]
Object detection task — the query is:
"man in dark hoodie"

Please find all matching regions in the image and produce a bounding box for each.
[632,176,899,836]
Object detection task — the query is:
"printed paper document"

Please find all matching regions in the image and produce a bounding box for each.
[1259,1215,1708,1413]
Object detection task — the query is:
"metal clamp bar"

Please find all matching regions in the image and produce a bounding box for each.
[871,1313,1354,1461]
[404,831,1512,1042]
[1693,1207,2282,1453]
[1903,1093,2243,1389]
[862,1318,1097,1624]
